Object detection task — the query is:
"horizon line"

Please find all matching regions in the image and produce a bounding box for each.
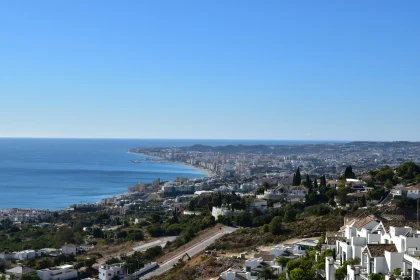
[0,137,417,142]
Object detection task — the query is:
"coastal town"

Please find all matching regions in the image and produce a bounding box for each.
[1,142,420,280]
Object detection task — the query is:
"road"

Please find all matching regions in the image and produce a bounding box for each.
[133,236,177,252]
[125,236,177,256]
[139,226,238,279]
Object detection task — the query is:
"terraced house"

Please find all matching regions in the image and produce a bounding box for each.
[323,215,420,280]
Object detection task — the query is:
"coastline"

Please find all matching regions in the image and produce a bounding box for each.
[179,162,215,177]
[128,151,215,177]
[1,151,213,212]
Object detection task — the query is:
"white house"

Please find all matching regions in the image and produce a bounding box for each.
[14,250,36,260]
[324,216,420,280]
[403,185,420,200]
[249,200,268,212]
[99,263,125,280]
[327,180,340,189]
[6,265,35,279]
[37,265,78,280]
[211,206,242,221]
[61,244,80,255]
[219,267,251,280]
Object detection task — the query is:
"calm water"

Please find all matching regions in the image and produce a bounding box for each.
[0,138,341,210]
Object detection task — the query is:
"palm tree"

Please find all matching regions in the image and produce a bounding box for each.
[277,256,289,272]
[257,267,276,280]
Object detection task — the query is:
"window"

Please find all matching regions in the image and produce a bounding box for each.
[370,258,375,273]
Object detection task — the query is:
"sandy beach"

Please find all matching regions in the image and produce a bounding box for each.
[129,151,215,177]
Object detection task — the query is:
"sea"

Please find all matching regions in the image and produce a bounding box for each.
[0,138,340,210]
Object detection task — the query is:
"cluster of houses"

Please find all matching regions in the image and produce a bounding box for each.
[98,262,157,280]
[213,239,319,280]
[0,208,54,223]
[0,244,94,261]
[0,244,94,280]
[322,215,420,280]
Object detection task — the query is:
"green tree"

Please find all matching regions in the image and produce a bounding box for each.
[335,266,347,280]
[384,180,394,190]
[0,259,7,273]
[358,195,367,207]
[336,187,350,206]
[343,166,356,179]
[369,273,384,280]
[277,256,289,271]
[313,178,318,190]
[393,268,402,276]
[294,168,302,186]
[375,166,394,182]
[397,162,420,180]
[289,268,305,280]
[283,204,297,222]
[305,174,312,189]
[257,267,277,279]
[255,186,265,195]
[269,216,282,235]
[261,224,269,233]
[320,175,327,187]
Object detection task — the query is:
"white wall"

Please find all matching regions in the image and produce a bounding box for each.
[374,257,386,274]
[325,257,336,280]
[384,252,404,274]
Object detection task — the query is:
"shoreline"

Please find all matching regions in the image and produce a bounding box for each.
[1,152,214,213]
[128,151,216,177]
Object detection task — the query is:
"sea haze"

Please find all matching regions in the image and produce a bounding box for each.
[0,138,345,210]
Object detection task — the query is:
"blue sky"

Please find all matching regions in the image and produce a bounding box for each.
[1,1,419,141]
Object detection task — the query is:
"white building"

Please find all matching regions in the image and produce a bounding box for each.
[99,263,125,280]
[14,250,36,260]
[324,216,420,280]
[219,268,251,280]
[403,185,420,200]
[37,265,77,280]
[6,265,35,279]
[211,206,242,221]
[61,244,80,255]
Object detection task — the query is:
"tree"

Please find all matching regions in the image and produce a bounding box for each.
[283,204,297,222]
[0,259,7,273]
[255,186,265,195]
[320,175,327,187]
[263,182,270,191]
[396,162,420,180]
[335,266,347,280]
[257,267,277,280]
[358,195,367,207]
[313,178,318,190]
[393,268,402,276]
[343,166,356,179]
[261,224,269,233]
[277,256,289,271]
[375,166,394,182]
[305,174,312,189]
[384,180,394,190]
[369,273,384,280]
[289,268,305,280]
[269,216,282,235]
[293,168,302,186]
[336,187,350,206]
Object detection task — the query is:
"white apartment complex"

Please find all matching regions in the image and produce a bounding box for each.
[324,216,420,280]
[37,265,77,280]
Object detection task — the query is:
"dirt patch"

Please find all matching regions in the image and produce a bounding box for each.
[149,256,244,280]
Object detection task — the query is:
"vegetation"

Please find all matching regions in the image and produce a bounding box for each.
[292,168,302,186]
